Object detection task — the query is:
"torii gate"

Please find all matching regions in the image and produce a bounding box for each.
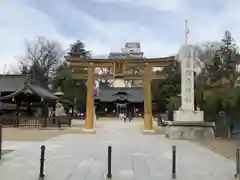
[66,56,174,132]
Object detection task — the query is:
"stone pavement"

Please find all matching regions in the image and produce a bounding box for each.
[0,120,236,180]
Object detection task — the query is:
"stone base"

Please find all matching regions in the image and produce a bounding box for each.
[174,109,204,122]
[142,129,155,134]
[165,121,215,139]
[83,128,96,134]
[167,110,215,139]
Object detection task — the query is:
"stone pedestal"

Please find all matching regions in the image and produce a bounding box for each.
[165,110,215,139]
[83,128,96,133]
[174,110,204,122]
[142,129,155,134]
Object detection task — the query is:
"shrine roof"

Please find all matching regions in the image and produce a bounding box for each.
[0,75,69,103]
[94,87,144,102]
[0,75,27,92]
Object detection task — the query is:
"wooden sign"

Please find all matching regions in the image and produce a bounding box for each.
[113,61,125,76]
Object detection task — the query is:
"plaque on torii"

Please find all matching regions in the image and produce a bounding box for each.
[113,61,126,77]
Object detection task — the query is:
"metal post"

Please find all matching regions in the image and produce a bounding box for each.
[93,106,96,129]
[235,148,240,179]
[58,118,61,128]
[39,145,46,178]
[107,146,112,179]
[172,145,176,179]
[52,102,56,124]
[0,124,2,160]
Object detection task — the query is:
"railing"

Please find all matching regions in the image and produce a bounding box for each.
[0,114,19,127]
[18,117,43,128]
[0,115,72,128]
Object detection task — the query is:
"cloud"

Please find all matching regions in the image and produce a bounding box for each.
[0,0,72,72]
[90,0,240,43]
[1,0,240,73]
[78,12,179,57]
[91,0,183,11]
[43,2,181,56]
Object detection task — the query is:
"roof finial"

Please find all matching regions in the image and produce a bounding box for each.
[185,19,190,45]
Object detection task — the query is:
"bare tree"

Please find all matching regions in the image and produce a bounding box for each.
[18,36,64,81]
[194,41,221,66]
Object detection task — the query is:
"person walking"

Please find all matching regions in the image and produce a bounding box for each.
[128,112,132,122]
[124,113,127,122]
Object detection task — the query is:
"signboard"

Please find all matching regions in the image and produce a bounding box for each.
[113,62,125,76]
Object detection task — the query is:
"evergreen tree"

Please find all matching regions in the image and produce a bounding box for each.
[68,40,91,58]
[220,30,239,85]
[52,40,92,112]
[152,61,181,112]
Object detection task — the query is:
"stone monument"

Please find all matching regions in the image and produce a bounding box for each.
[55,102,67,116]
[165,45,215,139]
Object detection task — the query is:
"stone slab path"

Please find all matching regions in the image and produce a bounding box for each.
[0,120,236,180]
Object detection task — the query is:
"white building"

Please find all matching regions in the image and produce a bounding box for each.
[121,42,143,58]
[109,42,143,87]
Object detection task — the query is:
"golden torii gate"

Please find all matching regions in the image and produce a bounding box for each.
[66,56,174,132]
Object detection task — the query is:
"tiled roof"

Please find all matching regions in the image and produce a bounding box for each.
[0,75,62,101]
[0,75,28,92]
[95,87,143,102]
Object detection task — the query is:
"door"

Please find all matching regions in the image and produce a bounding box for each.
[116,104,127,118]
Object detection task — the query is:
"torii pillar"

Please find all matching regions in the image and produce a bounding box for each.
[143,63,153,132]
[84,63,95,133]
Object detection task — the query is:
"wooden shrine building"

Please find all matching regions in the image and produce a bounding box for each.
[0,75,60,105]
[94,87,145,117]
[67,55,174,132]
[0,75,70,126]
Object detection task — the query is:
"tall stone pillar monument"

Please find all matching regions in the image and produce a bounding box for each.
[165,45,215,139]
[175,45,204,122]
[180,45,195,112]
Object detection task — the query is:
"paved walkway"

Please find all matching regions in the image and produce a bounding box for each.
[0,120,236,180]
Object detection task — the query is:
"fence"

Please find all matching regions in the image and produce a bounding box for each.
[0,115,73,128]
[0,114,19,127]
[19,118,43,128]
[0,115,43,128]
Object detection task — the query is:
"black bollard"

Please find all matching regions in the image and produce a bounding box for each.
[235,148,240,179]
[107,146,112,179]
[39,145,46,179]
[0,124,2,160]
[172,145,176,179]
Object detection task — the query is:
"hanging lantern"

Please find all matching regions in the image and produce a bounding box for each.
[12,97,15,102]
[54,87,64,97]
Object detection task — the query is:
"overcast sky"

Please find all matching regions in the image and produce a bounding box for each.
[0,0,239,72]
